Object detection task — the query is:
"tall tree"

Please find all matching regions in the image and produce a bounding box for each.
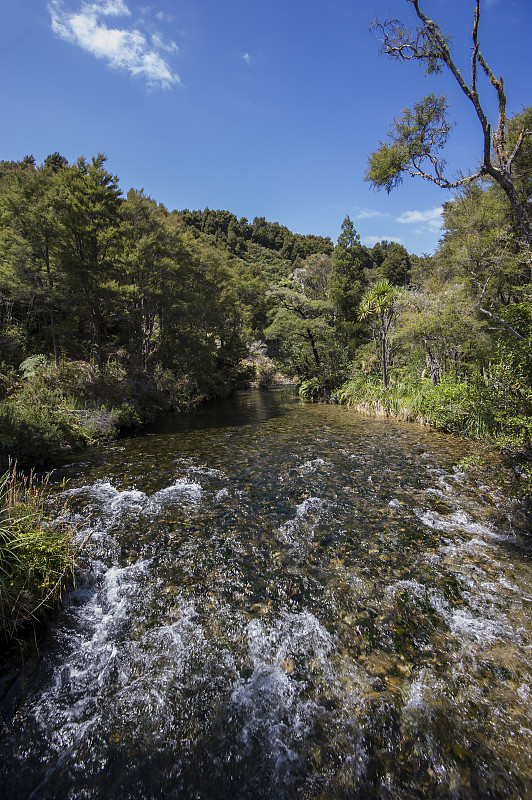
[378,241,411,286]
[53,154,123,368]
[265,255,342,385]
[119,190,192,370]
[366,0,532,249]
[0,162,63,361]
[328,216,368,352]
[438,181,530,341]
[397,287,489,385]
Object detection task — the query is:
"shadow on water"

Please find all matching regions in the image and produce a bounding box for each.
[144,386,298,435]
[55,387,298,480]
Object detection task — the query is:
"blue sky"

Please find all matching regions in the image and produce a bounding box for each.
[2,0,531,255]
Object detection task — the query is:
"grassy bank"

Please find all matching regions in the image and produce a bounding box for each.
[0,466,76,638]
[333,372,532,497]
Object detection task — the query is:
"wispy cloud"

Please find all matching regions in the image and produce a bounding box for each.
[151,31,178,54]
[396,206,443,233]
[242,52,254,65]
[48,0,181,88]
[362,234,404,246]
[356,208,389,221]
[155,11,175,23]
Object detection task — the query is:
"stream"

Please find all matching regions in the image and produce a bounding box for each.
[1,388,531,799]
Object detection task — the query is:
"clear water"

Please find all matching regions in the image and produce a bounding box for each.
[1,389,531,799]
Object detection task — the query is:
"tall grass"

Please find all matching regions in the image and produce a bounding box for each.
[335,372,532,446]
[0,466,75,637]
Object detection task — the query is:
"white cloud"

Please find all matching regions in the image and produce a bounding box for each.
[48,0,181,89]
[151,31,178,54]
[155,11,175,23]
[88,0,130,14]
[396,206,443,232]
[243,52,254,65]
[356,208,389,221]
[362,235,404,246]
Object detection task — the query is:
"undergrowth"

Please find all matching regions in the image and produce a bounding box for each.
[336,372,532,443]
[0,466,76,638]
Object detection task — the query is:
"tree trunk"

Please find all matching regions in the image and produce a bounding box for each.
[381,334,388,388]
[424,341,439,386]
[307,327,321,371]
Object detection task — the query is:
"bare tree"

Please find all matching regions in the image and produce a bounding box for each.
[366,0,532,249]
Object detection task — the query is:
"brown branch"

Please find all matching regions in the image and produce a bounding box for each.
[477,49,507,160]
[476,264,498,307]
[507,129,532,174]
[411,0,492,164]
[471,0,480,95]
[408,159,483,189]
[371,1,532,249]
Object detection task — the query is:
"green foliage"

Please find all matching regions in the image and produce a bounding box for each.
[265,257,350,394]
[365,141,410,193]
[456,454,482,472]
[338,367,532,448]
[298,377,323,401]
[1,142,531,493]
[335,373,423,418]
[366,94,451,192]
[419,378,495,438]
[0,466,75,636]
[359,280,401,388]
[0,152,280,440]
[377,242,411,286]
[369,4,532,250]
[19,354,48,380]
[0,383,85,468]
[506,107,532,207]
[328,216,368,348]
[177,208,333,266]
[110,402,143,430]
[396,285,490,385]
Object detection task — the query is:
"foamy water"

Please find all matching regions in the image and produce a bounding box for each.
[1,389,531,799]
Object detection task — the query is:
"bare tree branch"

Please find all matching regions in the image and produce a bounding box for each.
[478,306,526,340]
[471,1,480,97]
[508,129,532,173]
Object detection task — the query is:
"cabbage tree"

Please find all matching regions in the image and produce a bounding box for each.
[359,279,401,388]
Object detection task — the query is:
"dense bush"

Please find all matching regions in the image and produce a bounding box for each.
[0,383,85,468]
[0,467,75,636]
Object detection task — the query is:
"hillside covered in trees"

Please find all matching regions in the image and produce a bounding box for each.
[0,106,531,492]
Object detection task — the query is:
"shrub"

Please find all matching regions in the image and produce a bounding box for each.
[0,384,85,468]
[0,467,75,637]
[299,377,324,401]
[111,402,143,430]
[19,354,49,380]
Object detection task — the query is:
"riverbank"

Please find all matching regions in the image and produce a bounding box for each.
[0,357,256,471]
[332,373,532,501]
